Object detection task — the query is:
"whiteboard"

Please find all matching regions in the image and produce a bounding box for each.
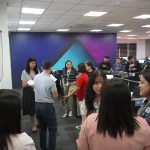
[0,32,3,81]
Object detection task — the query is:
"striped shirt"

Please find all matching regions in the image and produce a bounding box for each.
[62,68,77,84]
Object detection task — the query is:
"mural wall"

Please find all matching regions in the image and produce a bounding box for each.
[9,32,117,88]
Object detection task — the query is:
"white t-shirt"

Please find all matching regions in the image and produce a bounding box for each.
[81,100,100,115]
[8,132,36,150]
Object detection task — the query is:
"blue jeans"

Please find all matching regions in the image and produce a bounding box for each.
[35,103,57,150]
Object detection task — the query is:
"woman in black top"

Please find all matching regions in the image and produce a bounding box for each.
[85,61,95,77]
[62,60,77,118]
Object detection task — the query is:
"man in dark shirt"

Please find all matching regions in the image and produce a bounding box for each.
[99,56,111,71]
[125,55,141,73]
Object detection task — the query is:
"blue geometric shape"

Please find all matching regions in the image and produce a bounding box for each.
[52,42,96,70]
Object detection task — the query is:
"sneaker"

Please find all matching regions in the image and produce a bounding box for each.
[75,125,81,130]
[62,113,68,118]
[68,111,73,117]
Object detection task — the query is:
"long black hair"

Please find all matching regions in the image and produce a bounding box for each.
[25,57,38,74]
[0,89,22,150]
[97,79,139,138]
[78,63,86,73]
[85,70,107,116]
[64,60,73,70]
[85,61,95,71]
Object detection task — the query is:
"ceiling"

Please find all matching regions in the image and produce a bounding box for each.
[4,0,150,39]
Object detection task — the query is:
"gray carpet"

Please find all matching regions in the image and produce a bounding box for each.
[22,99,81,150]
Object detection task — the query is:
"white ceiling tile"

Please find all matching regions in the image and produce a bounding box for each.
[26,0,53,2]
[20,14,40,19]
[48,2,76,10]
[44,9,67,15]
[105,0,125,7]
[7,7,21,13]
[54,0,80,3]
[40,14,62,19]
[64,10,86,16]
[8,13,20,18]
[7,0,22,7]
[80,0,109,5]
[38,18,56,22]
[95,6,118,12]
[8,25,18,31]
[22,0,51,9]
[72,4,98,11]
[35,22,51,26]
[122,0,150,8]
[59,15,80,20]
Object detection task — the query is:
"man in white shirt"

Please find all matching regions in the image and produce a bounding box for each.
[34,61,58,150]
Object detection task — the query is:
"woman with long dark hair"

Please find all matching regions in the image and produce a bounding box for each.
[77,79,150,150]
[0,89,36,150]
[139,70,150,125]
[21,57,38,132]
[85,61,95,77]
[85,70,106,116]
[62,60,77,118]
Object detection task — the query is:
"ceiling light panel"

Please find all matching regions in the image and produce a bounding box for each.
[22,7,45,14]
[107,24,124,27]
[119,30,132,33]
[134,14,150,19]
[142,25,150,28]
[18,28,31,31]
[56,29,70,31]
[19,21,36,25]
[90,29,103,32]
[127,35,137,36]
[84,11,107,17]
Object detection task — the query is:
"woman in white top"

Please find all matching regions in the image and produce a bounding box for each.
[21,57,39,132]
[85,70,107,116]
[0,89,36,150]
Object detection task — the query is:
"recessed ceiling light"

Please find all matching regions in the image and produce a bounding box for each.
[56,29,70,32]
[119,30,132,33]
[133,14,150,19]
[146,31,150,33]
[107,24,124,27]
[18,28,31,31]
[22,7,45,14]
[90,29,103,32]
[117,37,121,39]
[19,21,36,25]
[84,11,107,17]
[127,35,137,36]
[127,37,136,39]
[142,25,150,28]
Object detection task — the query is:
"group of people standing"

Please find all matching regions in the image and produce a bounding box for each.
[0,56,150,150]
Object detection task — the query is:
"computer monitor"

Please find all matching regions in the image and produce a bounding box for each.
[106,75,114,79]
[139,60,144,63]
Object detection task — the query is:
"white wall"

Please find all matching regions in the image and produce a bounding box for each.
[0,1,12,89]
[145,40,150,57]
[117,39,146,60]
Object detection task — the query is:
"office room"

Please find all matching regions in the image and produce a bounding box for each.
[0,0,150,150]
